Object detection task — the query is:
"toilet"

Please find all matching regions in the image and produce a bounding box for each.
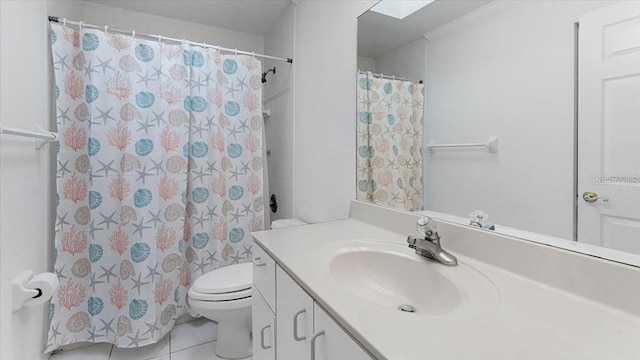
[187,219,305,359]
[188,262,253,359]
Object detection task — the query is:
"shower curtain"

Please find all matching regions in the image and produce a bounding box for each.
[47,23,264,351]
[356,72,424,211]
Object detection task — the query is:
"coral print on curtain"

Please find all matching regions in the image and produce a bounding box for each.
[356,72,424,211]
[48,23,264,351]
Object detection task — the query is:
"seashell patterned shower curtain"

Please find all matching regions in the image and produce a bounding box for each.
[356,71,424,211]
[47,23,264,351]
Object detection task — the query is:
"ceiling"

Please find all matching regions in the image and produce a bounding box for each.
[85,0,291,35]
[358,0,492,59]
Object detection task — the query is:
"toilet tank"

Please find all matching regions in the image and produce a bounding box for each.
[270,218,306,229]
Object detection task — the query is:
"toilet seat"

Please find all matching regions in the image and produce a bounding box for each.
[189,287,252,302]
[188,262,253,302]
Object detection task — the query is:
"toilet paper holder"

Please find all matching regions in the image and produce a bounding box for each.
[12,270,58,312]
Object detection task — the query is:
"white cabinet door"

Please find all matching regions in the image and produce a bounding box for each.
[253,293,276,360]
[276,265,314,360]
[311,303,372,360]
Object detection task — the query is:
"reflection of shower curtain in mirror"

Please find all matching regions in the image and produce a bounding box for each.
[356,72,424,211]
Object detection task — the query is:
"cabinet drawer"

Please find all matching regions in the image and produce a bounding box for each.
[253,242,276,313]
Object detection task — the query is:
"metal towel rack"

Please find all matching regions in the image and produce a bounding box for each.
[426,136,498,153]
[0,123,58,148]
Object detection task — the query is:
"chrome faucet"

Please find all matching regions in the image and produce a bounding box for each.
[407,217,458,266]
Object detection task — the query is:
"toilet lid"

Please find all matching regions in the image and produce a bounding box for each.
[189,287,252,302]
[191,262,253,294]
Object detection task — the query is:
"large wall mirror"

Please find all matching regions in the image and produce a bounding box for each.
[356,0,640,266]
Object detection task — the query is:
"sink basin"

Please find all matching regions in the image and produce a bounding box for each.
[328,240,500,317]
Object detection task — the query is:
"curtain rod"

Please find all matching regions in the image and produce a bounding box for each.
[48,16,293,64]
[358,70,423,84]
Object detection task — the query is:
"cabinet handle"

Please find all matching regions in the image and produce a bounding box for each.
[253,257,267,267]
[260,325,272,350]
[293,309,307,341]
[310,330,325,360]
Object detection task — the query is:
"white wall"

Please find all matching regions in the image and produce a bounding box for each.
[83,1,264,54]
[1,2,83,359]
[423,1,612,239]
[375,37,427,82]
[264,5,295,223]
[293,0,377,223]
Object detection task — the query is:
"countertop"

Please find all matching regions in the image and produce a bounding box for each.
[252,218,640,360]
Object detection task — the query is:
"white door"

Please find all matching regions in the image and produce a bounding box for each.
[276,266,314,360]
[253,293,276,360]
[311,303,372,360]
[578,1,640,254]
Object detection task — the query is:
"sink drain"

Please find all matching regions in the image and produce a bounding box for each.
[398,304,416,313]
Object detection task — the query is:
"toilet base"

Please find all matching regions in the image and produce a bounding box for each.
[187,296,252,360]
[216,311,252,359]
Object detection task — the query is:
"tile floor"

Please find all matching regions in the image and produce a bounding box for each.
[49,318,250,360]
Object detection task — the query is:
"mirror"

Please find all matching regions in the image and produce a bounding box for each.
[357,0,640,266]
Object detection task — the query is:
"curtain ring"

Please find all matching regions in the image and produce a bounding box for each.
[251,51,255,59]
[78,21,84,30]
[158,34,162,45]
[202,42,207,49]
[62,18,67,29]
[131,30,135,39]
[234,48,238,56]
[104,25,108,34]
[392,75,395,80]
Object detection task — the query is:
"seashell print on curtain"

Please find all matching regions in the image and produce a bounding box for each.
[47,23,264,351]
[356,72,424,211]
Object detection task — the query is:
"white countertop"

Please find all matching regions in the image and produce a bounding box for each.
[252,218,640,360]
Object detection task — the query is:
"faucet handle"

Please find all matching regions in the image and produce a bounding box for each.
[416,216,437,237]
[469,210,495,230]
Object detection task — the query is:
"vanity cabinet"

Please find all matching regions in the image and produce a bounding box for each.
[253,244,373,360]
